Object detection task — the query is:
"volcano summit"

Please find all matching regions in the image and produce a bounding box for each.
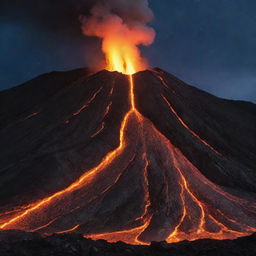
[0,68,255,244]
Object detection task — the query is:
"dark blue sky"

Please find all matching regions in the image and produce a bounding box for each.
[0,0,255,102]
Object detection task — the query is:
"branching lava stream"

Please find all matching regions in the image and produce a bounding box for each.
[1,0,255,245]
[0,72,256,245]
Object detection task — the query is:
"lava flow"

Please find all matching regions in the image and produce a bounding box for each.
[1,60,256,244]
[0,2,256,244]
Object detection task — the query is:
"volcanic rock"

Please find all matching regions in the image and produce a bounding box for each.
[0,68,255,244]
[0,230,256,256]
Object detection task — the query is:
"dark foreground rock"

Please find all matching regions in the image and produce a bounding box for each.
[0,230,255,256]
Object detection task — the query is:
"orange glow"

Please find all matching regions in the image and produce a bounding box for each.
[103,26,155,74]
[106,46,136,74]
[135,153,151,222]
[129,75,136,110]
[0,110,130,229]
[56,224,80,234]
[162,94,221,155]
[30,218,59,232]
[86,218,151,245]
[0,72,256,245]
[102,27,154,74]
[82,11,155,74]
[73,87,103,116]
[0,75,136,230]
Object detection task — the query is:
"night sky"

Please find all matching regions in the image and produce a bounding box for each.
[1,0,255,102]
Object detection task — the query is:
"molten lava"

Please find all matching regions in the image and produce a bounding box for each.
[103,25,156,75]
[94,24,154,74]
[1,0,255,244]
[0,69,256,245]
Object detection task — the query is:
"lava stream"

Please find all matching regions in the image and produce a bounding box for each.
[0,73,256,245]
[161,94,220,155]
[0,75,137,230]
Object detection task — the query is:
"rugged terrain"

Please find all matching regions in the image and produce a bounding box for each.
[0,68,255,245]
[0,230,256,256]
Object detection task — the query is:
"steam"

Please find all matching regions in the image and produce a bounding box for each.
[80,0,155,73]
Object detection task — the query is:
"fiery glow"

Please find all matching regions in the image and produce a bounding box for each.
[56,225,80,234]
[103,32,151,74]
[162,94,221,155]
[104,44,137,74]
[86,217,151,245]
[73,87,103,116]
[81,3,155,74]
[0,74,137,231]
[86,22,155,74]
[0,71,256,244]
[1,0,255,242]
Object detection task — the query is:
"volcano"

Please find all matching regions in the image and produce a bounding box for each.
[0,68,255,245]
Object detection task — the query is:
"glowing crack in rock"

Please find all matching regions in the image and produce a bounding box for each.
[0,71,256,245]
[1,0,255,245]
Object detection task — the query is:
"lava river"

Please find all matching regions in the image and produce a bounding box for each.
[0,71,256,245]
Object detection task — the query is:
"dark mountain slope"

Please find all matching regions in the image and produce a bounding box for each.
[134,69,256,191]
[0,68,255,244]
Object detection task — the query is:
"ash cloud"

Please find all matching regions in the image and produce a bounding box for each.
[79,0,155,71]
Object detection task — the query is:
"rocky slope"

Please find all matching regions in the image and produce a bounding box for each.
[0,68,255,244]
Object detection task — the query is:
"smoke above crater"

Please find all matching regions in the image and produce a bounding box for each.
[80,0,156,74]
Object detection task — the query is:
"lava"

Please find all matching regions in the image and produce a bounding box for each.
[0,108,129,229]
[80,1,155,74]
[1,0,254,242]
[56,224,80,234]
[161,94,221,155]
[73,87,103,116]
[0,72,136,230]
[86,218,152,245]
[0,70,256,245]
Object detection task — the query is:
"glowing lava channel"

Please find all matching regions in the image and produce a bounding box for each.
[161,94,221,155]
[0,73,142,230]
[0,69,256,245]
[2,0,255,243]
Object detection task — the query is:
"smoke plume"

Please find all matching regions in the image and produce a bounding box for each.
[80,0,155,73]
